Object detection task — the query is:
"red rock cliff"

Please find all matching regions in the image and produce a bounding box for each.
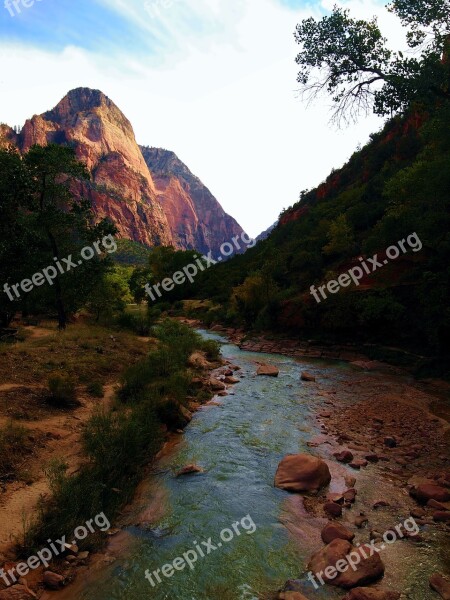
[13,88,244,253]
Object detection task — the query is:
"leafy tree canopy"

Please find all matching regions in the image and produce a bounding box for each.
[294,0,450,123]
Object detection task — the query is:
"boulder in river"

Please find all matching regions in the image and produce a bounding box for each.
[301,371,316,382]
[341,588,400,600]
[176,464,204,476]
[410,484,450,504]
[429,573,450,600]
[321,522,355,544]
[334,450,354,464]
[257,364,279,377]
[324,502,343,518]
[307,539,385,588]
[433,511,450,522]
[210,378,226,391]
[274,453,331,493]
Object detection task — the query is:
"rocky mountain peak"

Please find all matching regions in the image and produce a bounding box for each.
[7,88,244,254]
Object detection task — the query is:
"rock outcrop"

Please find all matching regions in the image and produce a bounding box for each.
[141,147,244,255]
[10,88,244,254]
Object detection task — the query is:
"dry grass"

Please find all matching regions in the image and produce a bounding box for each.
[0,321,153,387]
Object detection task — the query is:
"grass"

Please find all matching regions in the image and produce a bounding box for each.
[0,420,32,479]
[21,319,219,555]
[47,375,78,407]
[86,381,104,398]
[0,322,151,386]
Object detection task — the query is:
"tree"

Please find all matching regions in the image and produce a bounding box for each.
[323,214,356,257]
[23,145,116,329]
[0,146,31,327]
[86,269,131,322]
[294,0,450,124]
[232,272,279,326]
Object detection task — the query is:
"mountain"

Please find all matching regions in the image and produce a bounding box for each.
[141,147,243,255]
[5,88,243,254]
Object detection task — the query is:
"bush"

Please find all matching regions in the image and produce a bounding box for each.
[116,312,153,336]
[47,375,78,407]
[24,404,164,553]
[156,400,190,431]
[86,381,104,398]
[199,339,221,361]
[0,421,30,478]
[23,318,214,555]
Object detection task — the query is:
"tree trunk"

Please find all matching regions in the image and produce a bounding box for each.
[46,228,67,330]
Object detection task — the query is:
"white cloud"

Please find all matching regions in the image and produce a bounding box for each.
[0,0,407,237]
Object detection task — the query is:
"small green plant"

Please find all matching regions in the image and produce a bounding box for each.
[0,421,30,478]
[200,339,221,361]
[47,375,78,407]
[86,381,104,398]
[116,312,153,336]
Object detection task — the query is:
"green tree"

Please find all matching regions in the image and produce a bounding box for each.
[0,146,31,327]
[23,145,116,329]
[86,269,131,322]
[232,272,279,326]
[129,267,151,304]
[323,214,355,257]
[139,246,202,303]
[294,0,450,123]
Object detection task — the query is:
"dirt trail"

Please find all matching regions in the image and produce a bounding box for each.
[0,383,118,559]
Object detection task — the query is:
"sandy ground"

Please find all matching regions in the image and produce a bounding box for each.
[0,382,118,559]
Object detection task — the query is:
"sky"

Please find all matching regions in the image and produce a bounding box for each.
[0,0,407,237]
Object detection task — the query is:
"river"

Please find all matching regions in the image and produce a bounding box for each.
[60,331,448,600]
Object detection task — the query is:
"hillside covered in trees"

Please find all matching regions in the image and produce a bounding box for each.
[171,1,450,372]
[181,103,449,368]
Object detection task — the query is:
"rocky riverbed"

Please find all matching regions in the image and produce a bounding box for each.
[7,327,448,600]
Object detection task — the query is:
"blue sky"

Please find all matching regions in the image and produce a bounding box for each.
[0,0,397,236]
[0,0,150,53]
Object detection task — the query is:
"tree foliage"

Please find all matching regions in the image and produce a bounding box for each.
[294,0,450,123]
[0,144,117,329]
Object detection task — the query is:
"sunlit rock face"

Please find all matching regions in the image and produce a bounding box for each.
[15,87,243,253]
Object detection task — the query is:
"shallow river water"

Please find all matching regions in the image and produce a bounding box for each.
[66,331,448,600]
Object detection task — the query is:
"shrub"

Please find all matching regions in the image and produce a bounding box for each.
[116,312,153,336]
[0,421,30,478]
[199,339,221,361]
[86,381,104,398]
[47,375,78,407]
[156,400,190,431]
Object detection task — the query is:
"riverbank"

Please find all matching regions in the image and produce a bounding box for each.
[0,320,224,599]
[17,325,450,600]
[274,361,450,598]
[182,319,450,399]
